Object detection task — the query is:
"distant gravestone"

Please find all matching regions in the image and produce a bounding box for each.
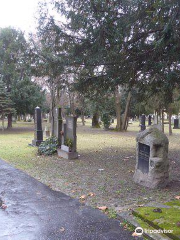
[53,107,63,145]
[173,119,179,129]
[140,114,146,131]
[32,107,43,146]
[61,123,67,145]
[154,115,158,124]
[57,116,78,159]
[133,127,169,188]
[44,126,50,138]
[148,115,152,126]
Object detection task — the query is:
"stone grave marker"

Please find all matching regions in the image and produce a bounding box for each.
[173,118,179,129]
[133,127,169,188]
[140,114,146,131]
[148,115,152,126]
[154,115,158,124]
[61,123,67,145]
[57,116,78,159]
[53,107,63,145]
[32,107,43,146]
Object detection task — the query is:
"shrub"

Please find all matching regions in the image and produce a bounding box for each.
[101,113,111,129]
[64,138,73,150]
[38,137,58,156]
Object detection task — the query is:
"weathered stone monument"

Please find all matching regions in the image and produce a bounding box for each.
[140,114,146,131]
[154,115,158,125]
[133,127,169,188]
[44,126,50,138]
[148,115,152,126]
[53,107,63,145]
[57,116,78,159]
[32,107,43,146]
[173,118,179,129]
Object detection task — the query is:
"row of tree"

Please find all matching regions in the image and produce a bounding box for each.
[31,0,180,134]
[1,1,180,134]
[0,28,48,128]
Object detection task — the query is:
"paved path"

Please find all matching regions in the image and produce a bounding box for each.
[0,160,136,240]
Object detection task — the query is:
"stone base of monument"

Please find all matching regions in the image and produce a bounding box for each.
[133,157,169,188]
[133,127,169,189]
[57,147,78,160]
[32,140,43,146]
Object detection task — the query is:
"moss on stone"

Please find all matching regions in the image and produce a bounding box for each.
[134,200,180,238]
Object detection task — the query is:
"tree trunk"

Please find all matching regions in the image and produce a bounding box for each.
[80,95,85,126]
[2,114,4,131]
[92,112,100,128]
[81,112,85,126]
[24,115,27,122]
[115,86,122,131]
[168,107,172,136]
[68,91,76,116]
[17,115,21,121]
[50,85,56,136]
[7,113,12,128]
[162,110,164,133]
[122,91,131,131]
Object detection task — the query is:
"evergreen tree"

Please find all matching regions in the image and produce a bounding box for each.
[0,80,15,130]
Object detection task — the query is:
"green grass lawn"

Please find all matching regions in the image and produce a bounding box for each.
[0,120,179,212]
[0,122,37,169]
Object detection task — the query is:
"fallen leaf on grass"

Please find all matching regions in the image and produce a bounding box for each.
[97,206,108,211]
[175,196,180,200]
[132,232,138,237]
[123,224,128,229]
[1,204,7,209]
[59,227,65,232]
[88,192,95,197]
[79,195,86,200]
[176,222,180,227]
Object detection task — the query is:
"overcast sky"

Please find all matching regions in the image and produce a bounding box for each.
[0,0,40,33]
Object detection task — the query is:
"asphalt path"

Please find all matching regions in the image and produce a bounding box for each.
[0,159,138,240]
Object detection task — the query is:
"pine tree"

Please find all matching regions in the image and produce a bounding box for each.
[0,80,15,130]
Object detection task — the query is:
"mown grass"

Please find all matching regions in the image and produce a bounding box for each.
[0,119,179,211]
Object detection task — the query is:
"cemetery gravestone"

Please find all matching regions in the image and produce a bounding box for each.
[61,123,67,145]
[44,126,50,138]
[154,115,158,125]
[53,107,63,145]
[173,118,179,129]
[133,127,169,188]
[148,115,152,126]
[57,116,78,159]
[140,114,146,131]
[32,107,43,146]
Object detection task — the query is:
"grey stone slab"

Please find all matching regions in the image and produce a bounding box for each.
[57,148,78,160]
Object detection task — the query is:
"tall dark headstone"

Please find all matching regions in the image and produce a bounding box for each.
[32,107,43,146]
[173,119,179,129]
[140,114,146,131]
[148,115,152,126]
[53,107,63,145]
